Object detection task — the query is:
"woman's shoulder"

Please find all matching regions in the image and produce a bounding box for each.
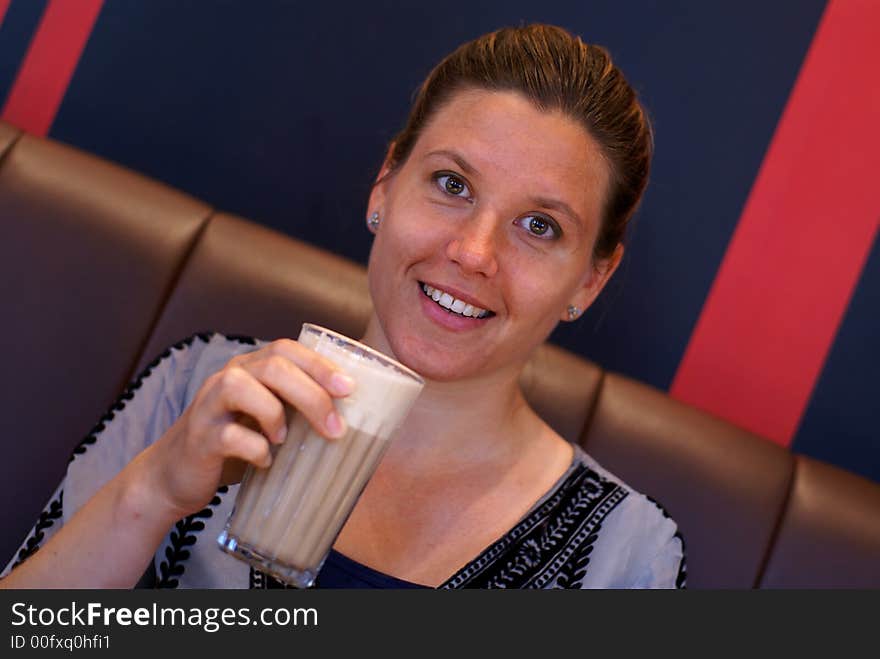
[567,443,681,537]
[558,444,687,588]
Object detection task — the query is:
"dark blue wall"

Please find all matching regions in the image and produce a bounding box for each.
[3,1,876,482]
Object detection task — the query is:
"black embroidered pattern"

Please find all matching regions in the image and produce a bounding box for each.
[646,495,688,589]
[675,539,688,589]
[249,567,266,589]
[157,486,229,588]
[223,334,257,346]
[554,529,598,588]
[10,491,64,570]
[251,562,330,588]
[250,567,299,589]
[440,464,628,589]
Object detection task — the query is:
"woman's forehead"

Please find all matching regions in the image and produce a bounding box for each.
[411,89,610,224]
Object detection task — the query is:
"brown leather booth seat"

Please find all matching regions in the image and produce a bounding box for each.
[2,121,878,588]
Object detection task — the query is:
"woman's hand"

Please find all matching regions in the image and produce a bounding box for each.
[137,339,355,521]
[0,339,356,589]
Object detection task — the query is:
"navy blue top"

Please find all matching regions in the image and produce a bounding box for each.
[315,550,427,589]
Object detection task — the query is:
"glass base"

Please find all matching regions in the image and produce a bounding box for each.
[217,530,319,589]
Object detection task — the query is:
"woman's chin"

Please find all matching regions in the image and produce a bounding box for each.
[366,314,501,383]
[389,337,489,383]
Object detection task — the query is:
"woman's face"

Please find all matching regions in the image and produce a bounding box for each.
[366,88,619,382]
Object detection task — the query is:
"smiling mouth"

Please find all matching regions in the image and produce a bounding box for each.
[419,282,495,319]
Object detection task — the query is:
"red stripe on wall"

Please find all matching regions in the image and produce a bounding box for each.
[0,0,12,28]
[0,0,103,136]
[670,0,880,447]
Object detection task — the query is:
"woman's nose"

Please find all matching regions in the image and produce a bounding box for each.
[445,209,500,278]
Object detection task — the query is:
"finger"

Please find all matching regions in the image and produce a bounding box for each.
[253,339,356,397]
[216,422,273,469]
[209,367,288,444]
[246,354,347,440]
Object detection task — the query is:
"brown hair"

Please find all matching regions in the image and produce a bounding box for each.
[387,24,653,261]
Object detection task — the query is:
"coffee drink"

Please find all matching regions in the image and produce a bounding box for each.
[218,324,424,587]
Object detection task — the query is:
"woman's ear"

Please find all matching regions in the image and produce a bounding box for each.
[376,141,396,182]
[560,243,624,321]
[367,143,397,218]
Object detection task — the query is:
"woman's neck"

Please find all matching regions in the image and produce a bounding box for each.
[359,316,542,470]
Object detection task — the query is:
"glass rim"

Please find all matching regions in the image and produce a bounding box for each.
[301,323,425,385]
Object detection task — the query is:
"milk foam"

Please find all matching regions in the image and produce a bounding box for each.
[299,325,424,436]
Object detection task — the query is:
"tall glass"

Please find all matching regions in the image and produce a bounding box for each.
[217,323,425,588]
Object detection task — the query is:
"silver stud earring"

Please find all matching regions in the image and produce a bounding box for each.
[567,305,581,321]
[367,212,380,232]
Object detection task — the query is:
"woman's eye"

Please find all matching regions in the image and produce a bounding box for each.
[434,173,471,198]
[516,214,560,240]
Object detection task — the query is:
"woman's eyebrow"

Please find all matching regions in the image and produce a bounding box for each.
[427,149,585,228]
[425,149,479,176]
[531,196,584,229]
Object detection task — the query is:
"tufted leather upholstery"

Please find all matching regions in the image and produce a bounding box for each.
[1,121,877,588]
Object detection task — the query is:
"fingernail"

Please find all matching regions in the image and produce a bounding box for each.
[276,426,287,444]
[330,372,356,395]
[325,411,346,438]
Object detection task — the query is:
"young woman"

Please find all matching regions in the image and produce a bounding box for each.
[2,25,685,589]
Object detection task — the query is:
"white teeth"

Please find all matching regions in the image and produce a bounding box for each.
[421,283,489,319]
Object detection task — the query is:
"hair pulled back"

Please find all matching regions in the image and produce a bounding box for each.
[388,24,653,261]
